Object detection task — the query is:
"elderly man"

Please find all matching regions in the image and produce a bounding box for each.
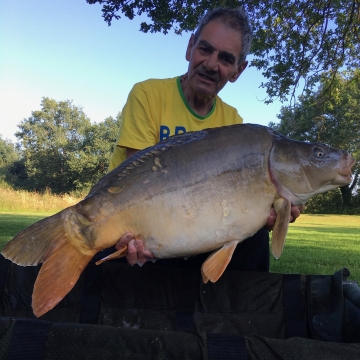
[109,7,302,269]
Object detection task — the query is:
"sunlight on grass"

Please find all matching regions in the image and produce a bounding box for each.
[0,187,81,213]
[270,214,360,281]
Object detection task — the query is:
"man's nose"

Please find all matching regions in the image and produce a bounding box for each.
[204,52,219,71]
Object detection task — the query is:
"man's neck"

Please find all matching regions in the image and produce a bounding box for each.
[180,74,216,117]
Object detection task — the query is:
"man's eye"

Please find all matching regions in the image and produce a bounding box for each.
[221,57,234,65]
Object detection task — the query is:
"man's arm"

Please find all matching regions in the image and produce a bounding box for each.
[126,148,139,159]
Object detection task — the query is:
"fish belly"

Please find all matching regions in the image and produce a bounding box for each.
[116,169,277,258]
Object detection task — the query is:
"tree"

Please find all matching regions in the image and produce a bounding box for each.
[15,98,122,194]
[0,136,20,187]
[16,97,92,193]
[67,114,122,192]
[0,136,19,168]
[271,69,360,212]
[86,0,360,103]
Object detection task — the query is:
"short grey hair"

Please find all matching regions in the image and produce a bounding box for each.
[193,7,253,64]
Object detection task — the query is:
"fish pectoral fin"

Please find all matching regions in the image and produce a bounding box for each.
[271,196,291,259]
[95,246,127,265]
[201,241,238,284]
[33,241,95,318]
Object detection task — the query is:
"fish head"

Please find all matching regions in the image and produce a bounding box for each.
[269,134,355,205]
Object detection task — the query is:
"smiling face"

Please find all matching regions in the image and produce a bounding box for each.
[185,19,248,97]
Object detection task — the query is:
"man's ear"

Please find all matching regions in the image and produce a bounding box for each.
[186,34,195,61]
[229,61,248,83]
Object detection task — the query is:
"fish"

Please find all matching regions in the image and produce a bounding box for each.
[1,124,355,317]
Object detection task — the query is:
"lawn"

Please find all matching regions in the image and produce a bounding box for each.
[270,214,360,281]
[1,212,359,281]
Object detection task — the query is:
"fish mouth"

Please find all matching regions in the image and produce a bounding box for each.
[338,170,353,183]
[335,154,356,185]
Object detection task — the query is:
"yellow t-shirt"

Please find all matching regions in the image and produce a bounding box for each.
[109,76,243,170]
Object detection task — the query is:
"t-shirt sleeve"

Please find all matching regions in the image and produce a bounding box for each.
[116,82,157,151]
[235,112,243,124]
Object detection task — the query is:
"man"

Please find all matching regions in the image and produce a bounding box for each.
[109,7,303,268]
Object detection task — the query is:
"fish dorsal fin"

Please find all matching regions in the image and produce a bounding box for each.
[271,196,291,259]
[95,246,127,265]
[201,240,238,284]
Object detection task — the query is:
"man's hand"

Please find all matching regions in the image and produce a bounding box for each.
[265,204,305,231]
[115,232,154,265]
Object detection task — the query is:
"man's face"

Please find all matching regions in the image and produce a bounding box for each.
[185,20,248,97]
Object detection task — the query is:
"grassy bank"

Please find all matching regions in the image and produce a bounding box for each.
[0,211,359,281]
[0,187,80,213]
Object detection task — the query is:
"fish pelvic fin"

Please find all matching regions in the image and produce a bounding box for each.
[95,246,127,265]
[33,240,95,317]
[201,240,238,284]
[271,196,291,259]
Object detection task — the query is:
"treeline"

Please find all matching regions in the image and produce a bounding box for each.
[0,97,121,195]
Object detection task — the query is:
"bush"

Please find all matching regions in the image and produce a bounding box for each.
[305,188,360,215]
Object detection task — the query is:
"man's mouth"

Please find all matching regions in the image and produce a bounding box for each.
[197,72,217,83]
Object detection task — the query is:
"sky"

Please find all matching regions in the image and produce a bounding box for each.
[0,0,285,143]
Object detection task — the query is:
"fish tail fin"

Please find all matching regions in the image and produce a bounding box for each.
[2,211,69,266]
[201,241,238,283]
[1,209,96,317]
[271,197,291,259]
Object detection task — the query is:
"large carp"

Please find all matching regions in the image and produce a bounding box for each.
[2,124,355,317]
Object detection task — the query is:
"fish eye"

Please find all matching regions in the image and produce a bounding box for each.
[314,147,325,158]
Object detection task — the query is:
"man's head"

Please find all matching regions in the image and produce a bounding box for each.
[184,7,253,98]
[193,8,253,64]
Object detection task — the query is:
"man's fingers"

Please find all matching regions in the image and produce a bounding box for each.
[143,250,155,259]
[115,232,155,265]
[126,239,138,265]
[289,205,305,223]
[115,232,135,250]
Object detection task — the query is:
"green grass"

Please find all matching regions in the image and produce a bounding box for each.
[1,212,359,281]
[0,212,54,251]
[270,214,360,281]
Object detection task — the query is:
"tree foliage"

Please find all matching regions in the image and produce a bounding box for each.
[0,136,19,168]
[14,97,121,194]
[87,0,360,103]
[271,69,360,212]
[67,115,122,191]
[0,136,20,187]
